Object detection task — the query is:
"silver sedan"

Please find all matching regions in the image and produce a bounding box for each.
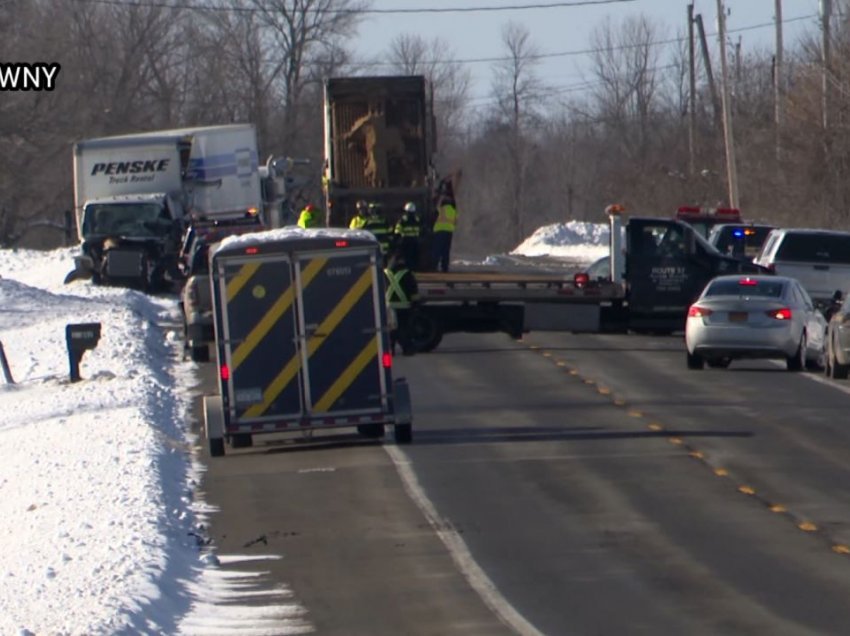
[685,275,826,370]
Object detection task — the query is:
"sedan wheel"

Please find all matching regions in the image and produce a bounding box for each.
[786,332,806,372]
[686,350,704,370]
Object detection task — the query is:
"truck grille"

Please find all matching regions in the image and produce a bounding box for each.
[105,249,145,278]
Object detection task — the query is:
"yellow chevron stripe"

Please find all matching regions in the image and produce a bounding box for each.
[313,336,378,412]
[226,262,261,301]
[243,266,374,418]
[231,257,327,371]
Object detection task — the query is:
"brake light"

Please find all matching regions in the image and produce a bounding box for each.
[688,305,713,318]
[766,308,792,320]
[220,364,230,380]
[245,247,259,255]
[738,278,758,286]
[574,272,590,288]
[382,352,392,368]
[335,240,349,247]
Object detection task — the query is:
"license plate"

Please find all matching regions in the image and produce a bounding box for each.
[728,311,748,322]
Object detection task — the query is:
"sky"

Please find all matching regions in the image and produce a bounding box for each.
[0,221,604,635]
[355,0,823,109]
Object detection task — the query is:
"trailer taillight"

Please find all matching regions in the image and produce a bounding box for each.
[220,364,230,380]
[382,352,392,368]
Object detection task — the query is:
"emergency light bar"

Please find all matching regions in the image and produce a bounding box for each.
[676,206,742,220]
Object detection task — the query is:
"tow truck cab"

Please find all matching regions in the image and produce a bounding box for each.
[605,210,765,332]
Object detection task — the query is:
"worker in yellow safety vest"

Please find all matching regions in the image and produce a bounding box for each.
[384,253,419,355]
[297,203,319,229]
[432,194,457,272]
[349,199,368,229]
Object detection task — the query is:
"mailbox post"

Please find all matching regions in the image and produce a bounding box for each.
[66,323,101,382]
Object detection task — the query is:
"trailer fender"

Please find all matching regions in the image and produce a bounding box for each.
[392,378,413,443]
[203,395,225,457]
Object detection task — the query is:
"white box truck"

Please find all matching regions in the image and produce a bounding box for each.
[66,124,265,291]
[202,227,413,456]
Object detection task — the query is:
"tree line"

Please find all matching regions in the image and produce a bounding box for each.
[2,0,849,258]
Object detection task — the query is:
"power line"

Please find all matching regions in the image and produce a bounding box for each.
[70,0,637,14]
[358,13,817,67]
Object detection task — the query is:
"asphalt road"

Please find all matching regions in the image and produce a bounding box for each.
[193,329,850,635]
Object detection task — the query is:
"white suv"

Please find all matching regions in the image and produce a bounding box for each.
[754,228,850,307]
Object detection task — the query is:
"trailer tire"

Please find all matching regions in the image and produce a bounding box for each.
[392,378,413,444]
[357,424,385,438]
[203,395,225,458]
[394,423,412,444]
[408,311,442,352]
[190,344,210,363]
[209,438,225,457]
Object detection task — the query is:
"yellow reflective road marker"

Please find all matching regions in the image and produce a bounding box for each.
[714,468,729,477]
[738,485,756,495]
[770,504,787,513]
[668,437,683,445]
[628,410,642,418]
[832,545,850,555]
[597,386,611,395]
[798,522,818,532]
[648,422,663,431]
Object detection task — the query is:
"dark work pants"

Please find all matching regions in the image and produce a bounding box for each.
[400,238,420,271]
[432,231,453,272]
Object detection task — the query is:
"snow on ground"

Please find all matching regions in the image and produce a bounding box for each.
[0,220,603,635]
[511,221,610,261]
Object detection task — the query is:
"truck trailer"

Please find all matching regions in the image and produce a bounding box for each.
[203,227,413,456]
[323,75,437,252]
[66,124,265,291]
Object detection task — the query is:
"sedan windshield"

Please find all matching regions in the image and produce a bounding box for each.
[705,279,785,298]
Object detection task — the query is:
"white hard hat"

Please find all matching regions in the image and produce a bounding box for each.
[404,202,417,213]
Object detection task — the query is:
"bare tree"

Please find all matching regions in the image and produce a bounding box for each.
[385,33,470,169]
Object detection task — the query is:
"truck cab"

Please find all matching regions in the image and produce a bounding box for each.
[72,192,185,290]
[609,213,766,332]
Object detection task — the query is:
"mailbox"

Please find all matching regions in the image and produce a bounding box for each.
[65,323,101,382]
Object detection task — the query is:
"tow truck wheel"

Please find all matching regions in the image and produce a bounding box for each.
[686,350,704,370]
[394,423,412,444]
[408,312,442,353]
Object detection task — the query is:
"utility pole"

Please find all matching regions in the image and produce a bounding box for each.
[774,0,784,162]
[696,13,721,130]
[821,0,832,132]
[688,3,697,177]
[717,0,740,208]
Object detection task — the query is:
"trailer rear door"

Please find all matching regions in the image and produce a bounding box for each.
[217,254,303,423]
[295,249,388,415]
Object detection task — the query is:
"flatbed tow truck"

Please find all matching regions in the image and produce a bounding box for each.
[403,205,765,351]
